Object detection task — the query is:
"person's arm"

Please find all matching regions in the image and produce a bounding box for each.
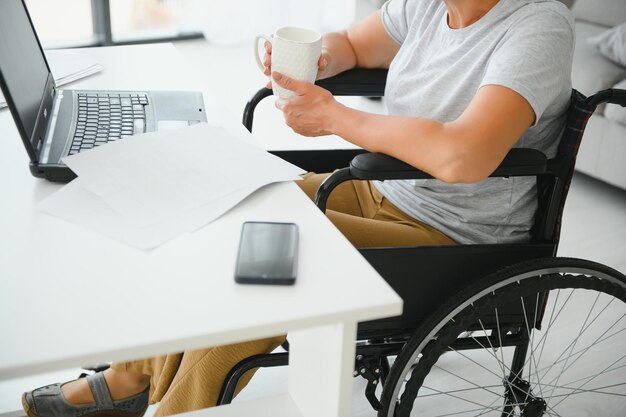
[333,85,535,183]
[317,11,401,79]
[272,74,534,184]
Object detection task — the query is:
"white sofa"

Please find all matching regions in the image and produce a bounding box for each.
[568,0,626,190]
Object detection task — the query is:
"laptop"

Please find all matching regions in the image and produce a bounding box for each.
[0,0,207,182]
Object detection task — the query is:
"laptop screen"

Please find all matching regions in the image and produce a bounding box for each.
[0,0,51,141]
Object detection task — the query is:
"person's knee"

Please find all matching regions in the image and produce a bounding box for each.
[296,172,327,200]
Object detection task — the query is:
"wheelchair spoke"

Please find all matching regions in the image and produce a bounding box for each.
[558,355,626,393]
[549,352,626,410]
[419,384,526,416]
[552,310,624,374]
[472,318,534,397]
[478,308,535,416]
[425,395,566,417]
[527,291,621,384]
[417,384,502,399]
[537,381,626,399]
[533,322,626,380]
[478,318,511,378]
[443,347,505,382]
[477,386,527,417]
[546,406,565,417]
[520,294,545,399]
[532,289,576,383]
[494,307,519,399]
[476,316,513,386]
[436,405,522,417]
[534,288,562,384]
[476,391,519,416]
[474,307,542,398]
[465,328,532,398]
[539,312,625,391]
[527,293,541,388]
[545,291,604,400]
[559,361,626,388]
[432,404,524,417]
[432,361,503,397]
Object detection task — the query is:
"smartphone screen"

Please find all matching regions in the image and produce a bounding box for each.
[234,222,298,285]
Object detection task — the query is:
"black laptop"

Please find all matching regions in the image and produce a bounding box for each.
[0,0,207,182]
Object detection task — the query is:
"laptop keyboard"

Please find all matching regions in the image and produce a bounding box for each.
[68,92,149,155]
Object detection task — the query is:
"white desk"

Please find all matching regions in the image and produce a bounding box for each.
[0,44,402,417]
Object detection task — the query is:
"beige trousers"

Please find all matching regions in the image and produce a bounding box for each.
[112,173,454,416]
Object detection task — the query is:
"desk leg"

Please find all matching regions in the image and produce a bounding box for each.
[287,322,357,417]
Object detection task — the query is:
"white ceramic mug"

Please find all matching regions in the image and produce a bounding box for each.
[254,27,322,99]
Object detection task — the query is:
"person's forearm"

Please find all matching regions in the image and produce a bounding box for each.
[328,103,485,184]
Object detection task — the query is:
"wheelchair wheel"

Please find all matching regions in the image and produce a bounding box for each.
[379,257,626,417]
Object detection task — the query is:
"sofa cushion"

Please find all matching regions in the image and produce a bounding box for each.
[588,23,626,68]
[604,79,626,126]
[573,22,626,97]
[572,0,626,28]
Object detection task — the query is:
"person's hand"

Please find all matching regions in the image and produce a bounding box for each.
[316,47,331,80]
[262,41,331,89]
[273,72,339,137]
[260,38,273,88]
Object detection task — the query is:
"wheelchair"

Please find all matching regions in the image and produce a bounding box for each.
[214,69,626,417]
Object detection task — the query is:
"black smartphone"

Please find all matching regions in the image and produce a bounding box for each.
[234,221,299,285]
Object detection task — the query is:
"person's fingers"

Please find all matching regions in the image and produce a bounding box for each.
[275,98,287,110]
[318,55,328,71]
[263,40,273,78]
[263,40,273,68]
[272,72,309,95]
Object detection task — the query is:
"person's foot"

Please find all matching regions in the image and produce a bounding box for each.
[22,369,150,417]
[61,368,150,404]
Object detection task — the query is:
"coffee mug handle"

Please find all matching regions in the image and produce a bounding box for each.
[254,34,272,72]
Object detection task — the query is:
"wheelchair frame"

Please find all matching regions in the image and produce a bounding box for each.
[217,69,626,416]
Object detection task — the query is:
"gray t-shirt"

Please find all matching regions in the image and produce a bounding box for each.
[376,0,574,244]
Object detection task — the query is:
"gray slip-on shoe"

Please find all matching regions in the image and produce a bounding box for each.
[22,372,149,417]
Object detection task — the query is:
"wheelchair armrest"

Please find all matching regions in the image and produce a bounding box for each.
[350,153,431,180]
[314,148,548,212]
[315,68,388,97]
[349,148,548,180]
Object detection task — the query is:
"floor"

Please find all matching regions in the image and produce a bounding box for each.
[1,39,625,416]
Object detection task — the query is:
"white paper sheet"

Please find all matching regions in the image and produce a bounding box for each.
[61,123,304,226]
[39,179,260,250]
[39,123,305,249]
